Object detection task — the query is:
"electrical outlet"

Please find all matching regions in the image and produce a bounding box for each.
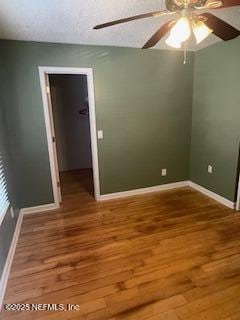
[161,168,167,176]
[97,130,103,139]
[208,165,213,174]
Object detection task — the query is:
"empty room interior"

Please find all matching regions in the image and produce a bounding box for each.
[0,1,240,319]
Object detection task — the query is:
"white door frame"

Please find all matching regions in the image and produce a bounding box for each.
[237,174,240,211]
[39,67,100,206]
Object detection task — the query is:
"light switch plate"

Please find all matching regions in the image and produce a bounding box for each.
[208,165,213,174]
[97,130,103,139]
[161,168,167,176]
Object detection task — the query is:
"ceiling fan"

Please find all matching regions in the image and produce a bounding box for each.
[93,0,240,49]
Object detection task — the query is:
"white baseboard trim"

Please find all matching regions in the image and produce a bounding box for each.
[20,203,60,215]
[99,181,189,201]
[189,181,235,209]
[0,212,23,310]
[100,181,236,209]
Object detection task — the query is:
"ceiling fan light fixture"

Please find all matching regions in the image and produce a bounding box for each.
[172,17,191,42]
[193,20,213,44]
[165,33,182,48]
[165,16,191,48]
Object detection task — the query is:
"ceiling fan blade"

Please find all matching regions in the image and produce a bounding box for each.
[219,0,240,7]
[201,13,240,40]
[142,21,175,49]
[93,10,170,29]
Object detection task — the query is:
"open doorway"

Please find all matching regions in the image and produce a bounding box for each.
[39,67,100,207]
[49,74,93,202]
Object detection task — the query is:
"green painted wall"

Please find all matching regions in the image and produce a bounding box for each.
[0,40,194,207]
[190,38,240,202]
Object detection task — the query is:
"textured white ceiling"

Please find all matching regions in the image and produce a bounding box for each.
[0,0,239,51]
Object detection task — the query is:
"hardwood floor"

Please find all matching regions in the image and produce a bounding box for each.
[2,170,240,319]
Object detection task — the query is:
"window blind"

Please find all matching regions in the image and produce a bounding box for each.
[0,152,9,219]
